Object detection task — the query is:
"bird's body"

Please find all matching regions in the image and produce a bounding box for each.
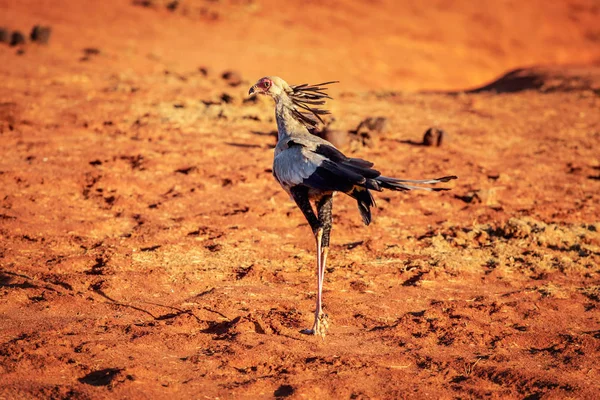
[249,76,457,337]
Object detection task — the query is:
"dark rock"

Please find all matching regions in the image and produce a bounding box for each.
[79,368,123,386]
[30,25,52,44]
[220,93,234,104]
[222,70,242,87]
[348,116,388,147]
[9,31,26,46]
[198,66,209,76]
[83,48,101,56]
[355,117,387,134]
[423,127,445,146]
[166,1,179,11]
[274,384,295,398]
[132,0,155,7]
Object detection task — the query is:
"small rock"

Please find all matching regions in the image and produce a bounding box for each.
[274,385,295,398]
[423,127,445,146]
[220,93,234,104]
[83,47,101,56]
[355,117,387,133]
[198,66,209,76]
[222,70,242,87]
[30,25,52,44]
[166,1,179,11]
[133,0,155,7]
[9,31,26,46]
[349,116,388,148]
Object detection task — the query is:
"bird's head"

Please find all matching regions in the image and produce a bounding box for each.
[249,76,338,129]
[248,76,290,98]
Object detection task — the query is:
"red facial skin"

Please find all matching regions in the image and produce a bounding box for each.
[249,77,273,96]
[257,78,272,92]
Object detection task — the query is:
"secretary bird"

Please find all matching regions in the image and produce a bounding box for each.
[249,76,457,337]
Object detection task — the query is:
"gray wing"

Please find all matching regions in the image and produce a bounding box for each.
[273,145,326,188]
[273,141,379,193]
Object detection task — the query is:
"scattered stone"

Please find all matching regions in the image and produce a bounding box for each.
[222,70,242,87]
[83,47,101,56]
[79,368,124,386]
[220,93,234,104]
[140,245,161,252]
[132,0,155,7]
[199,7,220,21]
[166,1,179,11]
[355,116,387,134]
[423,127,445,146]
[9,31,26,46]
[274,384,295,398]
[175,166,198,175]
[198,66,209,76]
[80,48,101,62]
[487,172,500,181]
[30,25,52,44]
[205,243,222,252]
[348,116,388,147]
[242,95,258,104]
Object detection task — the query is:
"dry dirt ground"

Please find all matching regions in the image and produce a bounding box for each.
[1,1,600,399]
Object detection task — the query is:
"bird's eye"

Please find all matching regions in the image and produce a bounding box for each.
[263,80,271,88]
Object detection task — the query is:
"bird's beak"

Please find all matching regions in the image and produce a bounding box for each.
[248,85,257,96]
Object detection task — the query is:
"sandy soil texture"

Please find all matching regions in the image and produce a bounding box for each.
[1,0,600,399]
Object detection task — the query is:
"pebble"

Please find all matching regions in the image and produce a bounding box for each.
[10,31,26,46]
[423,127,445,146]
[222,70,242,87]
[30,25,52,44]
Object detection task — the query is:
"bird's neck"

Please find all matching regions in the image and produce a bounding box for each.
[274,94,309,141]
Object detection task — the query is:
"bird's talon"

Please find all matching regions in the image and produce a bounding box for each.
[301,313,329,338]
[318,313,329,336]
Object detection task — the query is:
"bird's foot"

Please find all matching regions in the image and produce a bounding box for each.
[301,313,329,338]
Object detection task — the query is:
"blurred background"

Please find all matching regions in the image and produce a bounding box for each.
[2,0,599,91]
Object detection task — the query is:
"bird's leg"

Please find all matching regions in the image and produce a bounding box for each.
[314,226,325,336]
[315,194,333,337]
[290,186,324,336]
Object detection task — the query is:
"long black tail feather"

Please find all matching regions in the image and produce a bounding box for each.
[348,175,457,225]
[376,175,458,192]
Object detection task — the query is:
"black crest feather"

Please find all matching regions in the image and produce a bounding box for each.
[288,81,338,129]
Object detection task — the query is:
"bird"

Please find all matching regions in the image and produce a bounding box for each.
[248,76,457,337]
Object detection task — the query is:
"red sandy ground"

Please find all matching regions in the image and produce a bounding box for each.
[1,0,600,398]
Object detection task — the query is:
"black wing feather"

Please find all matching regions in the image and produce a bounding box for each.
[314,144,381,180]
[302,160,357,192]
